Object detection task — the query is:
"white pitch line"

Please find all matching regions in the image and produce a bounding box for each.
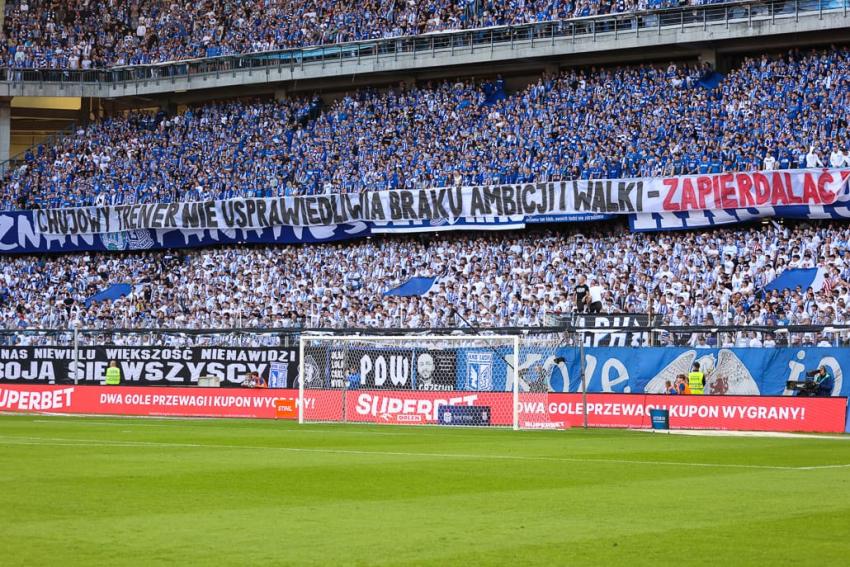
[27,418,418,436]
[0,434,827,471]
[650,429,850,441]
[31,419,172,428]
[796,463,850,470]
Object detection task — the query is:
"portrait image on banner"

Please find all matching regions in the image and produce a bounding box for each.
[414,349,457,391]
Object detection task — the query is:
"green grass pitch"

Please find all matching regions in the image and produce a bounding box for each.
[1,414,849,566]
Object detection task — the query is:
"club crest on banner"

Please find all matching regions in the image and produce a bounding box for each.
[467,352,493,391]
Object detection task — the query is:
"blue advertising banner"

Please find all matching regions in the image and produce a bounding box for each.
[371,213,613,235]
[6,204,849,253]
[460,347,849,398]
[629,202,850,232]
[437,405,492,426]
[0,210,608,254]
[0,211,369,254]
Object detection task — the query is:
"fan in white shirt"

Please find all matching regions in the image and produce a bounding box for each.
[805,146,824,168]
[830,148,847,168]
[763,154,776,170]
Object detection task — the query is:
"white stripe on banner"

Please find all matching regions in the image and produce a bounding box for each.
[811,268,827,292]
[371,221,526,234]
[630,204,850,232]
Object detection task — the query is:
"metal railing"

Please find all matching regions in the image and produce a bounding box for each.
[1,323,848,348]
[0,122,77,174]
[0,0,845,87]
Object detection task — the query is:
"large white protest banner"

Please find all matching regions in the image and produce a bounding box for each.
[34,169,850,236]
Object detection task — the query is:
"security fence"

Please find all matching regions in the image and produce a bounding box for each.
[0,325,847,405]
[2,324,846,431]
[1,322,848,348]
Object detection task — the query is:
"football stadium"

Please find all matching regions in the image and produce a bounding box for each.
[2,0,850,564]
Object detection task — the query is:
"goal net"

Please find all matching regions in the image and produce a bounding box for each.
[514,333,570,429]
[298,333,570,429]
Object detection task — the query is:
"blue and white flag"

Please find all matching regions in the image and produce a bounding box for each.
[764,268,826,293]
[383,277,440,297]
[85,283,132,307]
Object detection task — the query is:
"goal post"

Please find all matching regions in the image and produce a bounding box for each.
[514,332,574,429]
[298,334,522,428]
[297,333,571,429]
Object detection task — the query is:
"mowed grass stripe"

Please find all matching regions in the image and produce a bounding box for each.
[0,434,817,470]
[4,450,848,566]
[3,414,849,467]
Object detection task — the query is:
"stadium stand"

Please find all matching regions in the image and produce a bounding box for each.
[0,0,719,69]
[2,3,850,552]
[0,220,848,334]
[2,46,849,210]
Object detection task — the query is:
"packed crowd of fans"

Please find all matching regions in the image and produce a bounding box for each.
[0,0,729,69]
[3,47,849,210]
[1,221,849,343]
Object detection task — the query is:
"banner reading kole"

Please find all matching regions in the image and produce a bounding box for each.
[33,169,850,236]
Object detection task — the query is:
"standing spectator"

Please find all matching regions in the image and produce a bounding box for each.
[830,145,848,168]
[588,278,604,313]
[574,275,590,313]
[763,151,776,171]
[806,145,824,168]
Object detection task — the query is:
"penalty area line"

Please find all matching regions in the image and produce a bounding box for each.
[796,463,850,470]
[27,418,422,436]
[0,434,826,471]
